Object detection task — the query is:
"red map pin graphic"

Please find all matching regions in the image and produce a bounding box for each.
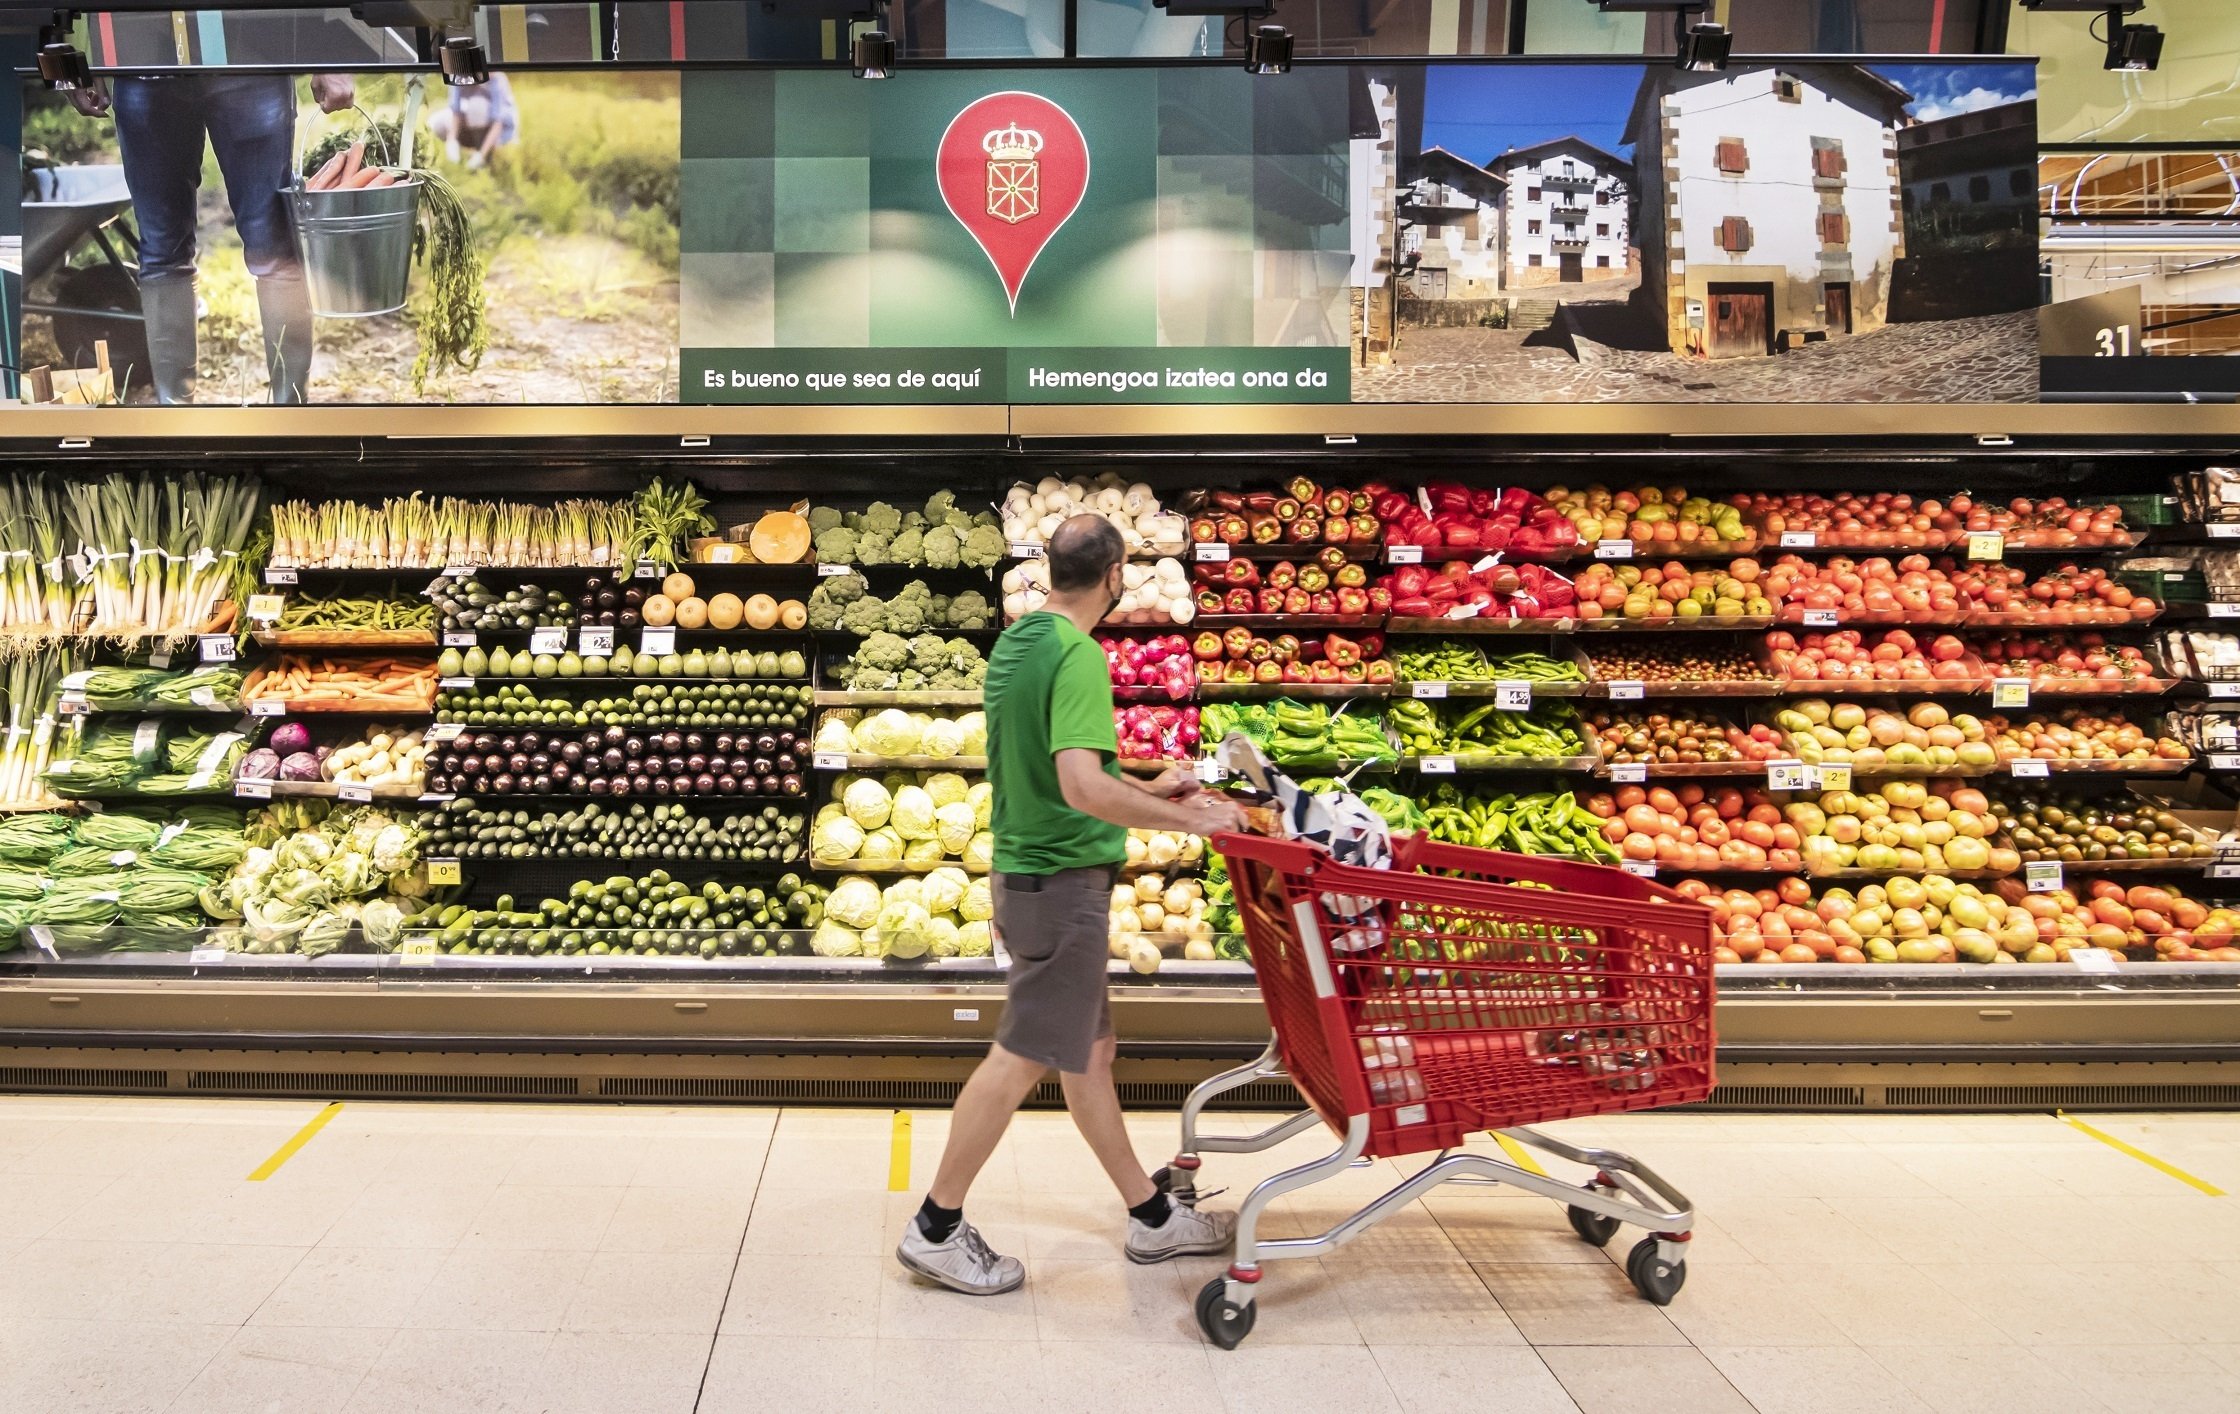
[937,91,1090,316]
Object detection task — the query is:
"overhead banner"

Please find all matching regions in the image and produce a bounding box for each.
[14,57,2072,408]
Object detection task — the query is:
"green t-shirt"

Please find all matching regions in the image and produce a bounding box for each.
[985,611,1128,875]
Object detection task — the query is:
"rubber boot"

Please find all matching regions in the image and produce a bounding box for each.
[138,277,198,405]
[256,274,314,405]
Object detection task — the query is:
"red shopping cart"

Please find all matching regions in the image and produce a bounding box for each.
[1164,829,1717,1349]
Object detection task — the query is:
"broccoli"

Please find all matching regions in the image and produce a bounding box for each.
[826,573,867,605]
[902,509,929,532]
[888,526,925,565]
[855,530,892,566]
[921,525,962,570]
[897,668,929,692]
[859,502,903,538]
[924,489,960,522]
[807,505,844,534]
[946,590,992,630]
[929,592,953,625]
[847,632,910,688]
[944,508,977,533]
[960,525,1006,569]
[813,526,858,565]
[908,632,950,674]
[808,585,845,632]
[840,595,892,636]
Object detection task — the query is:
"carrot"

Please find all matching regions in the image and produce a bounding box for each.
[338,140,366,186]
[360,172,397,189]
[342,166,385,190]
[306,152,346,191]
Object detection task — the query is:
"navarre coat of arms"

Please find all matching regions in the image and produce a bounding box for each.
[983,123,1042,225]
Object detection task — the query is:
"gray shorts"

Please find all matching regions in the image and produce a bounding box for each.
[992,865,1116,1074]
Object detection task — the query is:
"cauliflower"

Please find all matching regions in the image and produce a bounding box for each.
[873,898,933,959]
[955,920,993,957]
[960,876,993,923]
[919,716,964,759]
[855,708,924,759]
[860,826,905,862]
[812,813,865,861]
[813,526,858,564]
[825,875,883,930]
[964,830,995,872]
[921,866,969,916]
[890,785,937,840]
[903,836,947,866]
[935,801,977,856]
[810,919,863,957]
[842,776,893,829]
[967,780,993,830]
[958,714,989,757]
[924,772,969,808]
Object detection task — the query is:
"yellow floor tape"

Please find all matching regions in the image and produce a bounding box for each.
[888,1110,913,1191]
[247,1101,343,1182]
[2056,1111,2225,1197]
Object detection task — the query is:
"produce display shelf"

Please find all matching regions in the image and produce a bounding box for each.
[441,676,814,692]
[1190,615,1385,632]
[1575,616,1775,632]
[1592,758,2197,782]
[1585,680,1783,698]
[1398,680,1592,699]
[813,754,987,771]
[815,690,985,707]
[232,781,426,802]
[1399,754,1601,773]
[452,628,817,645]
[253,630,438,649]
[438,790,805,810]
[809,859,990,876]
[2012,855,2222,873]
[1118,758,1192,775]
[1195,682,1391,701]
[1253,756,1398,774]
[1386,617,1573,635]
[63,702,245,717]
[1188,541,1383,562]
[814,626,998,639]
[244,701,436,716]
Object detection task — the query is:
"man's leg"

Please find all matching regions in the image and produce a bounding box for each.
[1058,1033,1156,1207]
[203,74,312,403]
[926,1042,1044,1208]
[109,77,206,404]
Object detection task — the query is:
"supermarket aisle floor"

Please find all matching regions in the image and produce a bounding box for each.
[2,1098,2238,1414]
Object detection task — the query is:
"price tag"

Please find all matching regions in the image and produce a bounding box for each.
[439,676,476,690]
[579,626,615,656]
[246,593,285,623]
[1818,764,1852,792]
[426,859,463,887]
[1610,762,1648,783]
[56,692,87,717]
[2211,523,2240,540]
[1007,542,1044,560]
[2068,946,2121,973]
[529,627,568,656]
[1992,677,2031,709]
[1778,531,1818,548]
[2210,681,2240,699]
[397,936,439,965]
[1766,759,1814,792]
[1620,860,1657,878]
[147,651,174,670]
[1967,531,2005,562]
[1495,680,1532,712]
[1386,545,1423,565]
[249,700,285,718]
[1410,681,1448,699]
[1194,543,1232,563]
[635,561,660,580]
[188,946,229,965]
[1802,609,1839,628]
[1606,680,1645,701]
[1595,540,1634,560]
[264,566,298,586]
[336,782,375,803]
[2210,862,2240,880]
[2211,754,2240,771]
[2009,758,2050,778]
[1418,755,1457,774]
[426,722,463,743]
[640,626,676,657]
[1196,758,1226,784]
[817,562,856,577]
[198,634,236,663]
[2025,860,2063,894]
[2211,603,2240,620]
[813,751,849,770]
[234,778,273,800]
[442,630,476,647]
[442,564,477,580]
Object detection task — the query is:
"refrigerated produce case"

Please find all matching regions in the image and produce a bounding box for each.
[5,432,2240,1112]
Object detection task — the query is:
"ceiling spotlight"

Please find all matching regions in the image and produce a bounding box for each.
[437,32,487,86]
[36,19,88,92]
[1244,22,1293,75]
[852,27,894,79]
[1675,19,1731,71]
[2102,7,2163,69]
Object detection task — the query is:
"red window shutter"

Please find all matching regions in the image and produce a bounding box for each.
[1813,146,1848,179]
[1716,140,1748,175]
[1819,212,1847,244]
[1718,217,1752,253]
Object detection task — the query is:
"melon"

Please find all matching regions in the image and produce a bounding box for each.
[674,596,710,630]
[706,592,745,631]
[744,593,780,631]
[641,594,677,628]
[662,571,697,602]
[778,598,807,630]
[749,510,812,565]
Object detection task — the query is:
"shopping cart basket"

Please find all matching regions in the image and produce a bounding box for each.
[1165,829,1716,1349]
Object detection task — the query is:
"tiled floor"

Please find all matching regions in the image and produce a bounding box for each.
[1,1097,2237,1413]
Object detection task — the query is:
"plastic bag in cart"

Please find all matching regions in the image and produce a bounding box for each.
[1215,732,1392,954]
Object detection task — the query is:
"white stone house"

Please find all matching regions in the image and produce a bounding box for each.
[1625,66,1911,358]
[1401,147,1508,300]
[1486,138,1633,289]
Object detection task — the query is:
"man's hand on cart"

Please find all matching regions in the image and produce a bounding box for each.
[310,74,356,113]
[66,80,111,117]
[1139,763,1202,801]
[1185,792,1251,837]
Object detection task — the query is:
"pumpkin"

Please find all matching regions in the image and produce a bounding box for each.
[641,594,677,628]
[662,571,697,602]
[750,511,812,565]
[778,598,807,630]
[674,596,710,631]
[706,593,745,631]
[743,593,780,631]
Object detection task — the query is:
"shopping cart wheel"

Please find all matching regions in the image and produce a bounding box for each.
[1625,1237,1686,1305]
[1194,1276,1256,1350]
[1566,1193,1621,1248]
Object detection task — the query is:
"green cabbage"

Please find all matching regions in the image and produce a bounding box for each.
[814,714,857,754]
[925,916,961,957]
[960,877,993,923]
[903,836,946,866]
[884,877,924,910]
[921,866,968,917]
[924,772,969,808]
[955,920,993,957]
[890,785,937,841]
[920,718,964,759]
[874,898,932,959]
[859,827,904,863]
[812,814,866,861]
[964,831,995,872]
[299,909,352,958]
[361,898,406,948]
[957,712,988,755]
[825,876,884,930]
[935,802,977,856]
[843,777,893,829]
[967,781,993,830]
[810,920,863,957]
[855,708,924,758]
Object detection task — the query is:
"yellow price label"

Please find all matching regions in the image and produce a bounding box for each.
[427,859,463,887]
[1818,765,1852,792]
[397,936,440,965]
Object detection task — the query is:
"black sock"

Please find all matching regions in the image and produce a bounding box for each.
[917,1196,962,1243]
[1130,1190,1173,1228]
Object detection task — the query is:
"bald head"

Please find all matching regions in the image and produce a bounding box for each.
[1048,514,1125,592]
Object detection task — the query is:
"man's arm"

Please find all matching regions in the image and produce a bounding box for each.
[1057,749,1246,836]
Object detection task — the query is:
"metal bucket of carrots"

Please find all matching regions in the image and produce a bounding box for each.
[286,141,422,318]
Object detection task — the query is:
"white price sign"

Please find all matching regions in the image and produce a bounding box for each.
[56,693,87,717]
[426,723,463,743]
[1595,540,1634,560]
[2025,860,2064,894]
[188,947,230,965]
[1967,531,2005,562]
[264,566,299,586]
[249,700,285,718]
[1194,542,1232,562]
[1779,531,1818,548]
[2212,754,2240,772]
[2211,863,2240,880]
[2211,603,2240,620]
[1620,860,1657,878]
[147,650,174,670]
[1802,609,1839,628]
[442,631,476,646]
[2068,947,2122,974]
[639,626,676,657]
[1007,542,1044,560]
[635,561,661,580]
[1765,759,1814,792]
[813,751,849,770]
[1992,677,2031,710]
[579,626,615,656]
[2210,681,2240,699]
[1409,681,1448,698]
[1417,755,1457,774]
[816,562,856,577]
[2009,759,2050,778]
[234,778,273,800]
[198,634,236,663]
[1606,680,1645,701]
[1386,545,1423,564]
[529,627,568,656]
[2210,524,2240,540]
[1495,680,1532,712]
[442,564,477,580]
[1609,762,1647,783]
[1196,758,1226,784]
[336,782,375,804]
[438,676,476,690]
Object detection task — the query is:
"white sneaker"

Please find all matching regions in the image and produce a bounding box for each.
[897,1217,1025,1295]
[1126,1202,1237,1264]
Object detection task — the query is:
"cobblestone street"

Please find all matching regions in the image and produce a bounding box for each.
[1352,309,2038,403]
